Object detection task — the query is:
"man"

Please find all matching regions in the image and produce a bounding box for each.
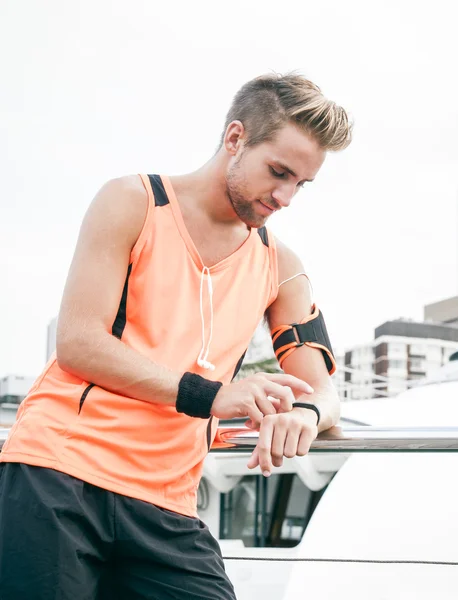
[0,73,351,599]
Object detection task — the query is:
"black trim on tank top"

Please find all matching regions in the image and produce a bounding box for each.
[112,264,133,339]
[78,383,95,414]
[257,227,269,247]
[148,174,170,206]
[232,351,247,380]
[206,416,213,451]
[78,263,133,416]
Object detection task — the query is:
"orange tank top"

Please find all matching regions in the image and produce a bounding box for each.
[1,174,278,516]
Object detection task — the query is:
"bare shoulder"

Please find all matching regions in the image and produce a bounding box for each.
[275,236,305,283]
[106,174,147,197]
[89,174,147,222]
[82,175,148,250]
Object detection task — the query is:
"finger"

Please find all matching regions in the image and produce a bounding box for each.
[262,381,295,412]
[254,393,278,417]
[245,419,261,431]
[262,373,314,395]
[247,446,260,469]
[257,416,275,477]
[297,430,314,456]
[283,427,302,459]
[266,396,282,412]
[270,418,288,467]
[246,404,265,429]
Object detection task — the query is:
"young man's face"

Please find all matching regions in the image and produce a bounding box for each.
[225,122,326,228]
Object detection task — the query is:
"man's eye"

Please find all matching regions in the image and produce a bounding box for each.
[270,167,285,178]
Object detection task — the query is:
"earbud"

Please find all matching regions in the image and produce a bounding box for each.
[197,358,216,371]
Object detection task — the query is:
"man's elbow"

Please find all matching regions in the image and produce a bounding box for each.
[56,334,84,374]
[318,380,341,430]
[55,327,102,376]
[328,381,341,426]
[331,388,341,426]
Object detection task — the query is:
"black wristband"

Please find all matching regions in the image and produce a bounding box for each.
[176,372,223,419]
[292,402,320,425]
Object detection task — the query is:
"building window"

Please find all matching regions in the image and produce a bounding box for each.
[388,343,406,356]
[409,344,426,357]
[389,359,406,369]
[0,395,23,405]
[409,358,425,372]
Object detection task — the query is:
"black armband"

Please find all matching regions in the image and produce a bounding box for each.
[271,305,336,375]
[176,372,223,419]
[292,402,321,425]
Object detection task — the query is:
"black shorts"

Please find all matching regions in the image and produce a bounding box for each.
[0,462,236,600]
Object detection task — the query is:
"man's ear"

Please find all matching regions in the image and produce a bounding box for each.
[224,120,246,156]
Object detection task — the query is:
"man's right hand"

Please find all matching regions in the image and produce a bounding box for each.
[210,372,314,427]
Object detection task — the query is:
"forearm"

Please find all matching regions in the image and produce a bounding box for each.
[295,379,340,433]
[279,343,340,432]
[56,330,182,406]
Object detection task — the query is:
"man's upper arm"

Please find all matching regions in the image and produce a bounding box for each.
[266,238,332,390]
[56,175,148,362]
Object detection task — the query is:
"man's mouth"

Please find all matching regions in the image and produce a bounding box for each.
[258,200,278,214]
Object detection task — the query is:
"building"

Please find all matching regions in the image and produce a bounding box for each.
[333,351,346,392]
[341,344,380,400]
[341,319,458,400]
[0,374,36,426]
[424,295,458,326]
[47,316,58,360]
[0,374,35,404]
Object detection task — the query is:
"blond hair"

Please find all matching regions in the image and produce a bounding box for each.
[221,73,352,151]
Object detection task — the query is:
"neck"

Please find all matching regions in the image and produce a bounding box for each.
[169,153,244,226]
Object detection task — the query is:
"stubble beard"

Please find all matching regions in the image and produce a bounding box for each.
[226,164,267,229]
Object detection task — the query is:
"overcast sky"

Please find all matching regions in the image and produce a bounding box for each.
[1,0,458,377]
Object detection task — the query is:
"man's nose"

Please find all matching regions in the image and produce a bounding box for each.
[271,184,296,208]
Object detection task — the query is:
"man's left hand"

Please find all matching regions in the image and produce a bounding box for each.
[246,407,318,477]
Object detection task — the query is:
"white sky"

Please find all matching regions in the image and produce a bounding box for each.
[1,0,458,377]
